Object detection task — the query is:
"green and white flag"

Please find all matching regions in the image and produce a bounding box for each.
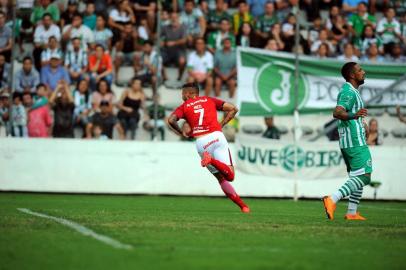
[237,47,406,116]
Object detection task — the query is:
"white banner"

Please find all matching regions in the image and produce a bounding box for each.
[1,138,406,200]
[236,135,347,180]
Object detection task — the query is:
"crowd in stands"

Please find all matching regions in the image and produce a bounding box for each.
[0,0,405,140]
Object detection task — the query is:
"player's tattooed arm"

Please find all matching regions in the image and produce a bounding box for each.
[333,106,368,121]
[220,102,239,127]
[167,114,183,137]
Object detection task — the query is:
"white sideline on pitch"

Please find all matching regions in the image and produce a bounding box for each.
[17,208,133,250]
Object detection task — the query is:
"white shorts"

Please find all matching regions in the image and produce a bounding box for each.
[195,131,232,174]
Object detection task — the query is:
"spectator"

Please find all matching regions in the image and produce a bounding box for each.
[137,17,152,42]
[134,40,161,94]
[41,36,63,67]
[60,0,79,28]
[388,43,406,62]
[161,12,187,81]
[308,16,324,46]
[342,0,368,16]
[23,92,52,138]
[396,105,406,124]
[356,24,383,56]
[262,116,280,139]
[361,43,385,62]
[49,80,75,138]
[348,2,376,44]
[330,15,349,47]
[31,83,49,110]
[86,100,125,139]
[274,0,297,23]
[108,0,136,45]
[377,7,402,51]
[83,1,97,30]
[33,13,61,71]
[232,0,254,35]
[316,42,331,58]
[264,38,279,51]
[0,91,10,136]
[207,0,231,33]
[0,11,11,62]
[255,1,279,46]
[310,28,335,56]
[62,12,94,49]
[236,22,255,47]
[247,0,268,18]
[143,94,166,141]
[65,37,88,83]
[10,92,28,137]
[300,0,321,22]
[180,0,206,46]
[40,53,70,92]
[88,44,113,91]
[92,79,115,112]
[93,15,113,51]
[91,124,109,140]
[326,5,340,31]
[0,53,10,90]
[214,38,237,98]
[186,38,213,96]
[114,22,142,83]
[117,78,145,140]
[30,0,60,26]
[132,0,157,31]
[73,79,92,136]
[366,118,383,146]
[268,23,285,50]
[338,42,359,61]
[207,18,236,54]
[281,13,297,50]
[14,57,40,93]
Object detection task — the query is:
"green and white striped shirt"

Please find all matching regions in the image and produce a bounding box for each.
[336,82,367,149]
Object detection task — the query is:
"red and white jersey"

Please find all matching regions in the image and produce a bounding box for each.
[172,96,225,137]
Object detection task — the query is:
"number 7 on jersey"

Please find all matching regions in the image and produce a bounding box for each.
[194,108,205,126]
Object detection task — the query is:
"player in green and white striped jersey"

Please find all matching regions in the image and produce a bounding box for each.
[323,62,372,221]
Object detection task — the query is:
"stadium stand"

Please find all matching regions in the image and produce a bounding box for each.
[0,0,405,144]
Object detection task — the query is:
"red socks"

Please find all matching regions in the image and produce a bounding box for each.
[219,179,247,209]
[210,158,235,181]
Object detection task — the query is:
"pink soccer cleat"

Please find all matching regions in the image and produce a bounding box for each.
[201,151,212,167]
[241,206,250,213]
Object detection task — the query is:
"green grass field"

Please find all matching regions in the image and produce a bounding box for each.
[1,193,406,270]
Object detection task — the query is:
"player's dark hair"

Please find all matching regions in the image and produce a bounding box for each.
[341,62,357,81]
[182,82,200,93]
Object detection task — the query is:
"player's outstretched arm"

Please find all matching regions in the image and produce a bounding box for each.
[167,114,183,137]
[220,102,238,127]
[333,106,367,121]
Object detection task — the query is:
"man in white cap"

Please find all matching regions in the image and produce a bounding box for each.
[40,52,70,92]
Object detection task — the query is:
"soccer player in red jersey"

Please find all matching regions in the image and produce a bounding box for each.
[167,82,250,213]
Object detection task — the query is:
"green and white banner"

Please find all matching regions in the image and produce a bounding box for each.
[236,135,347,180]
[237,47,406,116]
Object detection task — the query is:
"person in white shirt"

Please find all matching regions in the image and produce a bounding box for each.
[186,37,213,96]
[62,12,94,49]
[337,42,359,61]
[376,7,402,50]
[33,13,61,71]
